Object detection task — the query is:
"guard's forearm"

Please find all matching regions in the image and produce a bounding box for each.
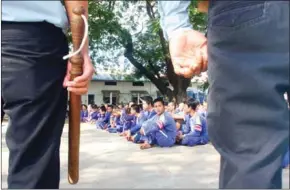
[157,1,192,41]
[65,0,89,54]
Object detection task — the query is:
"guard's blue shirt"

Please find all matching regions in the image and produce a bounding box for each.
[2,1,68,31]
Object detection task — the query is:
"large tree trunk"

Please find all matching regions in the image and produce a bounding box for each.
[120,1,190,102]
[123,32,173,98]
[143,1,191,103]
[173,82,188,103]
[166,58,191,103]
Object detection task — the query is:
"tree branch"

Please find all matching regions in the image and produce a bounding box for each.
[145,1,168,60]
[147,59,161,79]
[145,0,155,19]
[123,32,172,96]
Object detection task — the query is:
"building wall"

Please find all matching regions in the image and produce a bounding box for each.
[81,81,159,105]
[81,80,201,105]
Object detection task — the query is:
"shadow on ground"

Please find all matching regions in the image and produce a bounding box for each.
[1,123,289,189]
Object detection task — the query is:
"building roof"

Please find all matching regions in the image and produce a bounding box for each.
[91,73,150,82]
[91,72,207,83]
[92,73,118,81]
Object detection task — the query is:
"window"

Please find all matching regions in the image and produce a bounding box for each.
[156,91,162,97]
[102,91,119,105]
[103,96,117,105]
[104,81,117,86]
[131,91,149,104]
[88,94,95,105]
[132,81,144,86]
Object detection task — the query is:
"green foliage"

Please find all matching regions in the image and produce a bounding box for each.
[87,0,207,94]
[88,0,206,62]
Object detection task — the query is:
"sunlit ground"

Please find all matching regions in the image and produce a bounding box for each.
[1,122,289,188]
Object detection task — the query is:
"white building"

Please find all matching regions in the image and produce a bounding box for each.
[82,74,160,105]
[82,73,204,105]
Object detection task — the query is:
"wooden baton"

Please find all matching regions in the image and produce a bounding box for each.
[67,6,85,185]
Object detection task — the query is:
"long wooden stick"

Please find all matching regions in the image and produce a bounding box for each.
[62,0,205,185]
[66,6,85,185]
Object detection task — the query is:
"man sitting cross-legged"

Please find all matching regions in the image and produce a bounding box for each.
[176,99,209,146]
[170,101,187,133]
[129,96,156,143]
[88,104,99,124]
[139,97,177,150]
[125,104,146,141]
[96,105,112,130]
[95,105,106,129]
[80,104,89,122]
[107,106,123,133]
[166,102,177,114]
[119,105,135,136]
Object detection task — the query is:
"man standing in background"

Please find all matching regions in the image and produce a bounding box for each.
[158,1,289,188]
[2,1,94,188]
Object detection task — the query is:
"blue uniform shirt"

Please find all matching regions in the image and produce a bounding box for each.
[157,1,192,40]
[91,111,99,120]
[2,1,69,30]
[184,113,208,138]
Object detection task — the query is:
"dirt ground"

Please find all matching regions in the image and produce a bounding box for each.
[1,122,289,188]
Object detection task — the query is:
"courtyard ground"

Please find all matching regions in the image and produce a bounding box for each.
[1,122,289,189]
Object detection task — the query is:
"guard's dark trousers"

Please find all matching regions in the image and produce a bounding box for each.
[1,97,5,123]
[207,1,289,188]
[2,22,68,189]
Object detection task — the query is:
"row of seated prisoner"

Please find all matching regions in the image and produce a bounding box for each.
[80,97,289,168]
[81,96,208,149]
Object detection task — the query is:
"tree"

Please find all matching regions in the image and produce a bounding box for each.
[88,0,207,103]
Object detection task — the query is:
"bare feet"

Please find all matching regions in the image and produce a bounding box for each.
[126,133,132,141]
[127,136,133,141]
[140,142,152,150]
[123,131,128,136]
[125,131,131,140]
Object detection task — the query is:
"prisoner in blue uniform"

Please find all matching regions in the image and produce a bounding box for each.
[178,99,209,146]
[96,105,110,129]
[91,112,98,120]
[119,108,126,126]
[126,104,141,129]
[121,113,134,131]
[80,104,89,122]
[180,114,190,133]
[140,97,177,149]
[101,105,114,129]
[90,107,99,122]
[181,113,209,146]
[114,115,124,133]
[126,96,156,141]
[175,113,189,143]
[108,115,122,133]
[106,115,115,129]
[132,110,156,132]
[130,111,147,135]
[131,109,157,143]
